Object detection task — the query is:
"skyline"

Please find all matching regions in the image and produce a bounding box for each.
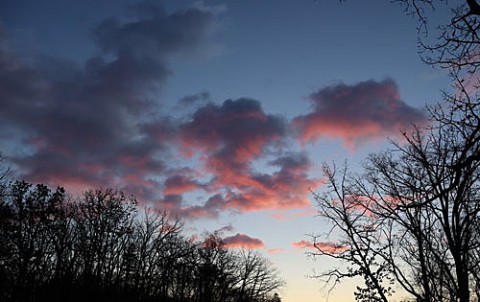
[0,1,453,301]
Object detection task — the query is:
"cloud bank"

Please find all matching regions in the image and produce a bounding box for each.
[0,3,426,223]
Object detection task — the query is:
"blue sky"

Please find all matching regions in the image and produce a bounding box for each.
[0,1,453,301]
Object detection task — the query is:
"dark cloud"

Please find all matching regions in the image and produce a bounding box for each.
[180,98,287,163]
[0,3,217,197]
[93,4,214,58]
[163,173,204,195]
[216,224,234,234]
[293,79,426,146]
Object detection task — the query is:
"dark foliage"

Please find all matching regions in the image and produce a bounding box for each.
[0,181,283,302]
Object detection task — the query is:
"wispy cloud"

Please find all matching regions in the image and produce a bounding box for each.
[292,240,315,250]
[178,91,211,106]
[270,207,318,221]
[292,239,348,254]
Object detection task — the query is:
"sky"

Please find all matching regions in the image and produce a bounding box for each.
[0,1,454,301]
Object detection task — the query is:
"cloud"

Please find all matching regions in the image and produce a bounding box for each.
[292,240,348,254]
[174,99,319,215]
[293,79,425,146]
[144,98,320,219]
[2,4,416,225]
[216,224,235,234]
[222,233,266,249]
[292,240,315,250]
[270,207,318,221]
[163,173,204,195]
[0,3,217,198]
[267,248,286,254]
[93,4,215,59]
[158,194,224,219]
[314,241,349,254]
[180,98,287,162]
[178,91,211,106]
[223,152,320,211]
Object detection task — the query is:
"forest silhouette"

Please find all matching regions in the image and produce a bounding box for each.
[0,176,283,302]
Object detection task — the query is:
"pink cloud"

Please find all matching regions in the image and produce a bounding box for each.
[292,240,315,250]
[267,248,286,254]
[270,207,318,221]
[172,154,319,217]
[188,234,200,243]
[220,153,321,212]
[293,79,425,146]
[314,241,349,254]
[222,233,266,249]
[292,240,348,254]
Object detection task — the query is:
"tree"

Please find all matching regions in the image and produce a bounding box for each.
[310,1,480,301]
[189,233,285,302]
[268,293,282,302]
[313,84,480,302]
[0,153,10,197]
[128,208,186,300]
[235,249,285,302]
[0,181,68,302]
[394,0,480,74]
[73,189,137,297]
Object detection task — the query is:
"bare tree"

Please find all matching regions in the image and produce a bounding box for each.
[73,188,138,299]
[310,2,480,301]
[314,95,480,302]
[392,0,480,75]
[235,249,285,302]
[312,65,480,302]
[128,208,185,300]
[0,182,285,302]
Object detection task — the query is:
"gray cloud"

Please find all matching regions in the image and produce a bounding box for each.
[0,3,217,197]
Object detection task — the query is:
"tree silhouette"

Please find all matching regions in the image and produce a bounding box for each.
[311,1,480,301]
[0,181,283,302]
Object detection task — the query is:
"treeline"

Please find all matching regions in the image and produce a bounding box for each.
[0,180,283,302]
